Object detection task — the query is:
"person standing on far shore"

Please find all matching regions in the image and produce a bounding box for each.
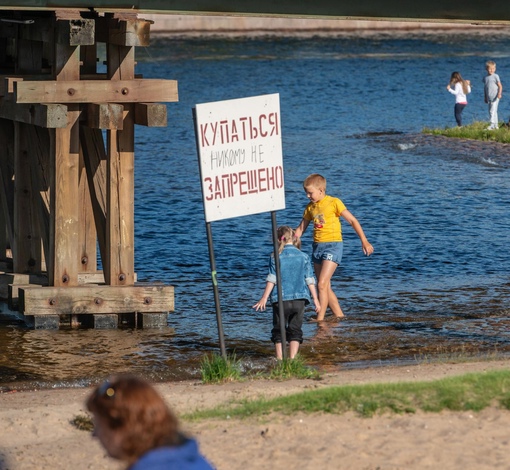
[483,60,503,130]
[447,71,471,127]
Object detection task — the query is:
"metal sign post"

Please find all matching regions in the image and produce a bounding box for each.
[271,211,287,360]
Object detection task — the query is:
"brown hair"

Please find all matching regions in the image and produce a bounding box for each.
[86,375,183,464]
[449,71,470,95]
[303,173,326,191]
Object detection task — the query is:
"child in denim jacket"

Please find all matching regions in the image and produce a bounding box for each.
[253,226,320,359]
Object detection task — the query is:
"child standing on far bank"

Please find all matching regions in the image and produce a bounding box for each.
[447,71,471,127]
[294,174,374,322]
[483,60,503,130]
[253,226,320,360]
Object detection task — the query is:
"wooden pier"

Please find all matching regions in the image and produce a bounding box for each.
[0,8,177,328]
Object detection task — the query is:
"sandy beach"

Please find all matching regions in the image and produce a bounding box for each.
[1,359,510,470]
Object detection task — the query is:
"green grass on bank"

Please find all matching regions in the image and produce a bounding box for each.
[200,352,320,384]
[184,369,510,420]
[423,121,510,143]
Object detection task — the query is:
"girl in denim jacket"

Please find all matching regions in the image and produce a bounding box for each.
[253,226,320,359]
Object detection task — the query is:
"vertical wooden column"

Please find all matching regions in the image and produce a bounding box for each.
[49,34,80,287]
[105,40,135,286]
[0,120,15,256]
[13,123,41,273]
[78,44,98,274]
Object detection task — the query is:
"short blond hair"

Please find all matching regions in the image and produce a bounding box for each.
[486,60,496,69]
[303,173,326,191]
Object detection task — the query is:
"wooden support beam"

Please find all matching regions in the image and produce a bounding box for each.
[79,126,107,265]
[79,144,97,273]
[0,101,67,128]
[0,196,6,261]
[104,41,136,286]
[25,124,51,264]
[48,41,81,286]
[16,38,43,74]
[15,79,179,103]
[0,119,15,250]
[18,284,174,315]
[134,102,167,127]
[87,103,124,129]
[96,16,152,47]
[56,18,95,46]
[13,122,42,273]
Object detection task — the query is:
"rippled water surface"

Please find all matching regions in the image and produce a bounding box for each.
[2,32,510,390]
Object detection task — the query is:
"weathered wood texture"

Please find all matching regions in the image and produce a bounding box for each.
[0,10,177,327]
[19,285,174,315]
[15,79,178,103]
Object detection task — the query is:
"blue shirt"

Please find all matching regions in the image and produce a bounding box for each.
[129,439,214,470]
[266,244,316,305]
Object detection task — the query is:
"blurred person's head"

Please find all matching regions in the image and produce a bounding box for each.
[87,375,183,465]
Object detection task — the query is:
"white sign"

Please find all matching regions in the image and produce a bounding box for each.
[194,93,285,222]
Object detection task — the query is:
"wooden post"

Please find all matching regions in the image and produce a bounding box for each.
[105,41,135,286]
[49,39,80,286]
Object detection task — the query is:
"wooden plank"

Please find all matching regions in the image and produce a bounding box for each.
[16,38,43,74]
[87,103,124,129]
[0,195,6,261]
[26,125,51,264]
[104,42,135,286]
[0,119,15,250]
[48,41,80,286]
[18,285,175,315]
[134,102,167,127]
[13,122,42,273]
[79,143,97,273]
[56,18,95,46]
[96,16,152,47]
[15,79,179,103]
[0,101,67,128]
[79,126,107,265]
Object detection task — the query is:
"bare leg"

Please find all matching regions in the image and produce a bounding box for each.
[289,341,300,359]
[274,342,283,360]
[314,260,344,321]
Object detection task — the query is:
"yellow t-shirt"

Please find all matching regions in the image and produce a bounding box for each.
[303,195,346,243]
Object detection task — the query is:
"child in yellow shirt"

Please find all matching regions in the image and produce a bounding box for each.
[294,174,374,321]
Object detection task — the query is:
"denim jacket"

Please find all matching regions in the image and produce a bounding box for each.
[266,244,316,305]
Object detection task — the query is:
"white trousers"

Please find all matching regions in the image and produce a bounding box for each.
[488,98,499,128]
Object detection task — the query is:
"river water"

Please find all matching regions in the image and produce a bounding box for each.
[2,31,510,390]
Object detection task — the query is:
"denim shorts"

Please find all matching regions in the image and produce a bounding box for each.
[312,242,343,265]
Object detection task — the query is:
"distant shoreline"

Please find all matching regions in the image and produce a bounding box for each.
[144,14,510,37]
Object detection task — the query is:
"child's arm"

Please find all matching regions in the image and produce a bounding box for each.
[294,218,310,239]
[341,209,374,256]
[252,281,275,311]
[498,80,503,99]
[308,284,321,313]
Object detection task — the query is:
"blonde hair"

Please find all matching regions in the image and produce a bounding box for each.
[87,375,183,464]
[486,60,496,69]
[303,173,326,191]
[276,226,300,253]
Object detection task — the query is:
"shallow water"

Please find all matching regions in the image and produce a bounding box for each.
[2,32,510,390]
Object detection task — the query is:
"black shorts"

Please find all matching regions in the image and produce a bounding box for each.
[271,300,305,344]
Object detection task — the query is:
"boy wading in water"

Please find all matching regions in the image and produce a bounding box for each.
[294,174,374,322]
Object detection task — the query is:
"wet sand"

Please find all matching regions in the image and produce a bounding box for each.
[1,359,510,469]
